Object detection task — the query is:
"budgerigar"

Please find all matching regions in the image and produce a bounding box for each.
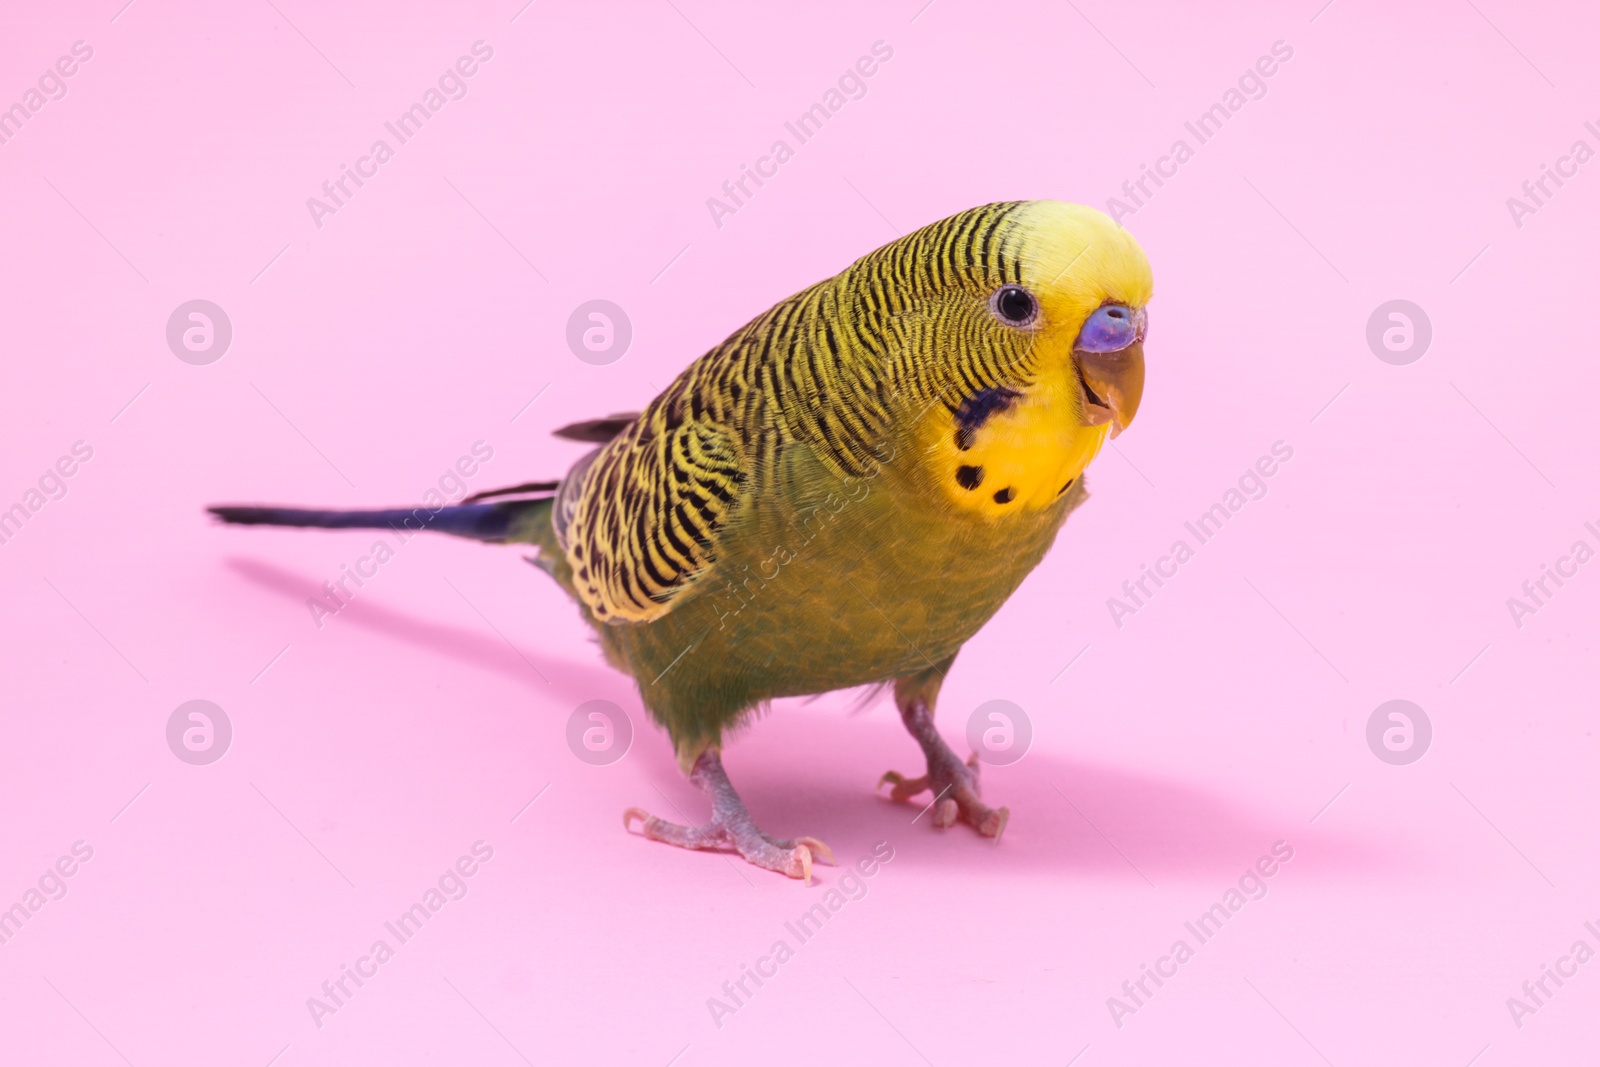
[211,201,1152,882]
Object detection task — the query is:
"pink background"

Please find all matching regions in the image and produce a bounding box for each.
[3,1,1598,1063]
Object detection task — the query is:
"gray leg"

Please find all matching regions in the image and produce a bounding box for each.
[880,690,1010,839]
[624,748,835,882]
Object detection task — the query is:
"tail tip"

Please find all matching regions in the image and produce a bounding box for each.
[207,505,268,525]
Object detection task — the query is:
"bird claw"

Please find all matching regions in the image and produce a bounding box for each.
[877,770,933,803]
[975,804,1010,839]
[627,810,829,883]
[622,753,834,883]
[787,836,836,868]
[879,751,1010,840]
[790,844,814,885]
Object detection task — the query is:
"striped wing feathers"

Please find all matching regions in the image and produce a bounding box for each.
[564,398,745,623]
[563,202,1032,624]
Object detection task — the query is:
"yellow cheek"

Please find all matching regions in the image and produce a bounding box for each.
[923,370,1109,517]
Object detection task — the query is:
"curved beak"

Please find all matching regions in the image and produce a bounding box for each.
[1074,307,1146,438]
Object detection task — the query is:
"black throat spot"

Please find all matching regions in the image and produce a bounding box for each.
[953,386,1021,451]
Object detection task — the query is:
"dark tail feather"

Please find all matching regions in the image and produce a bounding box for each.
[462,479,559,504]
[208,498,552,545]
[553,412,639,443]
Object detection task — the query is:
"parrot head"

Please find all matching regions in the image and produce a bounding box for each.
[1004,200,1152,440]
[883,200,1153,516]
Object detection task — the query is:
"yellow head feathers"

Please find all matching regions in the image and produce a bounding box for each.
[1012,200,1155,340]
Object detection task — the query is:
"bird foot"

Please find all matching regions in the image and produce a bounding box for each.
[622,749,834,883]
[880,700,1010,839]
[623,808,832,882]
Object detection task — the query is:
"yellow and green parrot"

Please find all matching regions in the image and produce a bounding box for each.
[211,200,1152,883]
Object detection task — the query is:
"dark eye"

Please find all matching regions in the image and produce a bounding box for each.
[993,286,1037,326]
